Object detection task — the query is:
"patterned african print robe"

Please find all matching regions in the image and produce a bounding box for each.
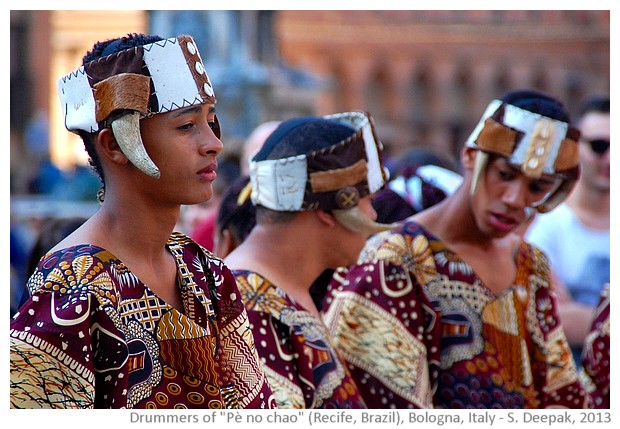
[580,283,610,408]
[10,232,275,409]
[233,270,366,409]
[322,221,592,409]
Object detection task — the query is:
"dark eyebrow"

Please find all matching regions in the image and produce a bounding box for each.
[497,157,519,173]
[534,176,557,186]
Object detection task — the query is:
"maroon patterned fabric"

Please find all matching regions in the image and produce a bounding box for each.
[233,270,366,409]
[581,283,610,408]
[10,232,275,409]
[322,220,592,408]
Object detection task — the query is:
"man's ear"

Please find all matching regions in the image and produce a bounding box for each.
[315,210,337,228]
[461,146,478,170]
[98,128,129,166]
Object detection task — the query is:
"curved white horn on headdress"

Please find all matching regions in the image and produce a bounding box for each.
[333,206,396,237]
[111,111,161,178]
[470,150,489,197]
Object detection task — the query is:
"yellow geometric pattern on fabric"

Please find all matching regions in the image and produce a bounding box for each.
[221,312,271,409]
[120,294,171,334]
[157,310,217,382]
[262,365,305,409]
[40,255,117,305]
[361,230,437,285]
[10,337,95,408]
[539,327,580,392]
[236,272,288,318]
[324,289,433,408]
[481,290,533,388]
[237,271,360,408]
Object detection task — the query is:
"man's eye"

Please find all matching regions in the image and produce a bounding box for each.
[497,169,514,181]
[529,182,554,195]
[529,183,543,194]
[178,123,194,131]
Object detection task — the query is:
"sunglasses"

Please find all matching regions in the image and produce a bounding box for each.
[583,138,610,156]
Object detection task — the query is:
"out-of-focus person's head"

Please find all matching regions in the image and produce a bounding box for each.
[464,89,580,214]
[241,121,281,176]
[576,95,610,191]
[373,164,463,224]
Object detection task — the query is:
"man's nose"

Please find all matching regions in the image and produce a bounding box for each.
[199,125,224,156]
[501,178,529,208]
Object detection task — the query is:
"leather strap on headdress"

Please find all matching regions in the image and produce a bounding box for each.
[249,111,389,211]
[466,99,581,213]
[58,35,216,179]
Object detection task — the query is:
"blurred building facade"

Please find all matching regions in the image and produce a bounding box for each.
[276,10,610,161]
[10,9,610,197]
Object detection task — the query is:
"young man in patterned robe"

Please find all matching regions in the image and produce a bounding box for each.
[10,33,275,409]
[322,90,593,409]
[224,112,392,408]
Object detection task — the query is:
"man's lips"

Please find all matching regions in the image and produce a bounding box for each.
[197,164,218,180]
[488,211,518,232]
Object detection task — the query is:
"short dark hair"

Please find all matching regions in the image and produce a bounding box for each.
[255,207,298,225]
[499,89,571,123]
[253,117,356,161]
[82,33,164,65]
[216,176,256,243]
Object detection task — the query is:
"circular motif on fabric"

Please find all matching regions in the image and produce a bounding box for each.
[155,392,169,406]
[208,399,224,409]
[163,367,176,379]
[476,358,489,372]
[335,186,360,209]
[183,375,201,387]
[168,383,181,395]
[187,392,205,405]
[205,384,219,395]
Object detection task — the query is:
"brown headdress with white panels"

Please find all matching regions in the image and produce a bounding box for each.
[465,99,580,213]
[58,35,217,179]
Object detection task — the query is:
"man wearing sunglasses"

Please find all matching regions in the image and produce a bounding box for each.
[526,94,610,367]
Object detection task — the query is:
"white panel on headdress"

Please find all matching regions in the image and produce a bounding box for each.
[58,67,98,132]
[325,111,386,192]
[144,39,202,112]
[361,121,384,192]
[416,165,463,195]
[250,155,307,211]
[501,104,567,174]
[389,176,423,211]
